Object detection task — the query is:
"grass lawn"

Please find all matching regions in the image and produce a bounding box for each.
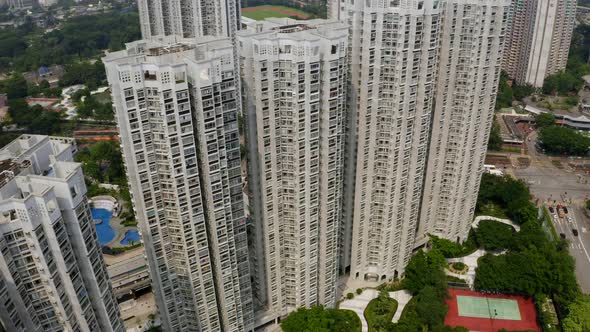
[477,202,508,219]
[241,5,311,21]
[365,293,398,332]
[93,90,112,104]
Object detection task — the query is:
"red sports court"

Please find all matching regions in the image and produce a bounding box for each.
[445,289,540,332]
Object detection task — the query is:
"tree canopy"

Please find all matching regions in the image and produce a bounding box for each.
[535,113,556,128]
[488,119,502,151]
[60,61,107,91]
[0,12,140,72]
[473,220,515,251]
[539,126,590,156]
[473,173,581,322]
[477,174,537,224]
[495,71,536,109]
[542,71,582,95]
[561,295,590,332]
[72,88,114,121]
[281,306,361,332]
[75,141,125,185]
[7,99,64,134]
[429,234,476,259]
[403,249,447,295]
[542,24,590,95]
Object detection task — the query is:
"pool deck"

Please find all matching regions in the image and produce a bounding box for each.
[91,195,139,249]
[106,215,138,248]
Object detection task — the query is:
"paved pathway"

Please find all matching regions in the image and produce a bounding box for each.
[446,248,508,287]
[339,289,378,332]
[339,289,415,331]
[472,215,521,231]
[389,290,412,323]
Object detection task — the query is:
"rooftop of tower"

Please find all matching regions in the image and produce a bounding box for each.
[0,135,81,226]
[238,17,347,41]
[103,35,233,67]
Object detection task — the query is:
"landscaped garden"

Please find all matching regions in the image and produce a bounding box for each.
[364,291,398,332]
[447,262,467,274]
[280,305,361,332]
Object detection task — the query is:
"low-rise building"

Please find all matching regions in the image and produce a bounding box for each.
[105,248,151,300]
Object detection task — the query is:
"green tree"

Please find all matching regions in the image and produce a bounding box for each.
[2,74,28,99]
[75,141,125,184]
[561,295,590,332]
[0,12,141,73]
[477,173,535,223]
[403,249,447,295]
[415,285,447,330]
[539,126,590,156]
[429,234,476,258]
[535,113,556,128]
[495,71,513,109]
[474,220,515,250]
[512,83,535,101]
[542,71,582,95]
[281,306,361,332]
[488,120,502,151]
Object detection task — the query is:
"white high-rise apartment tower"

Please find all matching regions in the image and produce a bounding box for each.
[502,0,576,87]
[0,135,123,332]
[137,0,240,39]
[329,0,442,281]
[238,18,348,320]
[104,36,253,332]
[416,0,510,246]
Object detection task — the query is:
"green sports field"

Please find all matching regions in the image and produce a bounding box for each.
[457,295,522,320]
[241,5,311,21]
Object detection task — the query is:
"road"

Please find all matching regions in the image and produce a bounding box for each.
[509,130,590,293]
[551,206,590,293]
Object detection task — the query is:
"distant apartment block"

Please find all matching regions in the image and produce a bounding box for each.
[503,0,576,87]
[0,135,123,332]
[417,0,511,246]
[137,0,240,39]
[5,0,34,9]
[239,18,348,321]
[104,36,253,332]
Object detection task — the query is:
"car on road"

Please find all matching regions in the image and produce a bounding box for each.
[560,233,566,239]
[563,206,568,214]
[549,207,555,213]
[573,229,579,237]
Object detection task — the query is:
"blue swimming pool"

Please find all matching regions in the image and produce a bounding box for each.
[120,230,140,245]
[91,208,115,245]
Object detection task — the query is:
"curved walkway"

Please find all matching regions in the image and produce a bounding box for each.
[339,289,414,331]
[339,289,378,332]
[389,290,412,323]
[447,217,518,288]
[472,215,520,231]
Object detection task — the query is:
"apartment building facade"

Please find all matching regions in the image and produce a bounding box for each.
[0,135,123,332]
[104,36,253,332]
[137,0,240,39]
[238,18,348,320]
[503,0,576,87]
[417,0,510,246]
[329,0,442,281]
